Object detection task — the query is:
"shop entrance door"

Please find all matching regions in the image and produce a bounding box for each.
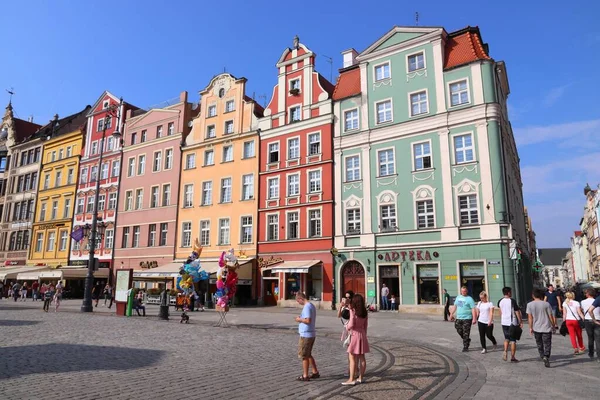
[464,277,485,302]
[379,265,399,308]
[341,261,365,299]
[263,279,278,306]
[417,265,440,304]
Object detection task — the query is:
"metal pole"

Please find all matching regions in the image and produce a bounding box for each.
[81,122,107,312]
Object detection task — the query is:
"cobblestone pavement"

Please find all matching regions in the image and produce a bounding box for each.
[2,299,599,399]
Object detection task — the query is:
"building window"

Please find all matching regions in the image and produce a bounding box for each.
[43,174,50,189]
[150,186,159,208]
[202,181,212,205]
[268,143,279,163]
[454,134,474,164]
[241,216,253,243]
[417,200,435,228]
[344,109,359,131]
[90,166,98,182]
[135,189,143,210]
[200,220,210,246]
[225,100,235,113]
[309,209,321,237]
[127,158,135,177]
[223,145,233,162]
[308,133,321,155]
[159,223,168,246]
[59,230,68,251]
[218,218,230,245]
[380,205,397,231]
[148,224,156,247]
[220,178,232,203]
[267,214,279,241]
[156,125,163,138]
[165,149,173,169]
[86,196,95,213]
[97,119,104,132]
[345,156,360,182]
[287,138,300,160]
[153,151,162,172]
[410,91,428,116]
[106,137,114,152]
[105,229,114,249]
[58,149,64,160]
[125,191,133,211]
[35,233,43,252]
[108,193,117,210]
[55,171,62,187]
[137,155,146,175]
[375,63,390,81]
[112,160,120,177]
[47,231,56,252]
[346,209,361,235]
[459,195,479,225]
[66,147,72,157]
[413,142,432,170]
[268,177,279,199]
[208,105,217,117]
[76,198,84,214]
[376,100,392,124]
[185,153,196,169]
[98,195,105,211]
[308,170,321,193]
[162,184,171,206]
[101,163,109,180]
[408,52,425,72]
[224,120,234,134]
[80,167,88,184]
[287,212,299,239]
[131,132,137,145]
[183,184,193,208]
[122,227,130,248]
[243,141,255,158]
[167,122,175,136]
[91,142,98,155]
[378,149,395,176]
[141,130,147,143]
[242,174,254,200]
[290,106,301,123]
[132,226,140,248]
[206,125,216,138]
[51,201,58,219]
[450,80,469,106]
[204,150,214,166]
[287,174,300,197]
[181,222,192,247]
[290,79,300,91]
[63,198,71,218]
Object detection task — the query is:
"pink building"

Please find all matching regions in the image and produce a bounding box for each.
[114,91,194,273]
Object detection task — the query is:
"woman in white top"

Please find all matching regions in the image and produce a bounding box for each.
[475,291,497,354]
[563,291,586,354]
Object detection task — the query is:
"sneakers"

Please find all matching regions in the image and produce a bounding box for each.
[502,352,508,361]
[510,358,519,363]
[481,349,487,354]
[543,357,550,368]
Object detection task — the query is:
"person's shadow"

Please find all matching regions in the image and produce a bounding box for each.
[0,343,164,379]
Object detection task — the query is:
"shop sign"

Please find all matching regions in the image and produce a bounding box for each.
[4,260,25,266]
[36,223,66,230]
[419,266,438,278]
[367,277,375,283]
[258,256,283,269]
[487,260,501,266]
[378,250,439,262]
[445,275,458,280]
[461,264,485,277]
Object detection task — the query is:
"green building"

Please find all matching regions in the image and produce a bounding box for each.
[332,26,532,311]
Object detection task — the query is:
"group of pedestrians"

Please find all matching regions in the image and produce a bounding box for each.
[451,283,600,368]
[41,281,63,312]
[2,281,52,302]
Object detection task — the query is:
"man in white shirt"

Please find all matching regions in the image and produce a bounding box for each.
[581,288,600,361]
[498,286,523,363]
[381,284,390,311]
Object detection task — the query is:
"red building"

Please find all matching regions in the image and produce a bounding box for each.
[257,36,335,309]
[71,91,138,280]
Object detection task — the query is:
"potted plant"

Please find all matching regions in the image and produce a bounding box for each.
[289,88,300,96]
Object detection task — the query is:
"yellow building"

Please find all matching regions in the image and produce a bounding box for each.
[176,74,263,304]
[28,106,90,267]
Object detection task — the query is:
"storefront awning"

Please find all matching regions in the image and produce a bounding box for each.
[133,262,183,279]
[39,267,109,280]
[0,266,47,281]
[270,260,321,274]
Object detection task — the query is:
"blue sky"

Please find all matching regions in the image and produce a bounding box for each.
[1,1,599,248]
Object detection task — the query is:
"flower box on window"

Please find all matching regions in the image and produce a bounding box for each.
[289,88,300,96]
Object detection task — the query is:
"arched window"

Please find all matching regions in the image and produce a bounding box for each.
[218,88,225,98]
[341,261,366,299]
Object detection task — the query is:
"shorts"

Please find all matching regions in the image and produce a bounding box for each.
[502,325,517,342]
[298,337,316,359]
[550,306,557,317]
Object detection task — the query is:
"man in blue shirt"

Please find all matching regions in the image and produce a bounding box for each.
[450,286,477,352]
[544,284,562,333]
[295,292,320,381]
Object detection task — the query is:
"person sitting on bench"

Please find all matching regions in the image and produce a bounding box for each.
[134,297,146,316]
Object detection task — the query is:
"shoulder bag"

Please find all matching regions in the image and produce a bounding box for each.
[508,302,523,340]
[565,303,585,329]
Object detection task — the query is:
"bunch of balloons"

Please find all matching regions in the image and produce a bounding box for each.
[176,238,209,294]
[215,248,239,308]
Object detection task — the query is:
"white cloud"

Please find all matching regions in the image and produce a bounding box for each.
[514,119,600,147]
[542,84,570,107]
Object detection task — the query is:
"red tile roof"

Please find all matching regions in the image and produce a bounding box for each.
[14,118,42,143]
[332,66,361,101]
[444,26,490,70]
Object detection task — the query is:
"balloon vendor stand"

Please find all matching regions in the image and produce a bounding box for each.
[215,305,230,327]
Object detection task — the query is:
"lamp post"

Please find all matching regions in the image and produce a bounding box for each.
[81,99,123,313]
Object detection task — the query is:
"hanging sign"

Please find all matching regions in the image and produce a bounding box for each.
[378,250,439,262]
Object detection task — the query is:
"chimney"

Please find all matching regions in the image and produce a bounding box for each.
[341,48,359,68]
[28,115,34,123]
[180,91,188,103]
[126,109,132,119]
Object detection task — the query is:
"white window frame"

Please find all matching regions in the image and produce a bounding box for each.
[267,213,279,241]
[162,184,171,206]
[287,173,300,197]
[346,208,361,235]
[132,226,141,248]
[225,100,235,113]
[412,140,433,171]
[308,132,321,156]
[204,149,215,166]
[240,215,253,244]
[373,61,391,81]
[91,142,98,155]
[207,104,217,117]
[104,229,114,249]
[416,199,435,229]
[185,153,196,169]
[181,221,192,248]
[200,220,210,246]
[459,194,479,225]
[218,218,230,245]
[453,133,475,164]
[183,184,194,208]
[150,186,159,208]
[108,192,117,210]
[220,177,232,203]
[156,125,163,138]
[97,195,105,212]
[409,89,429,117]
[135,189,143,210]
[268,142,280,164]
[307,169,322,193]
[344,155,360,182]
[307,208,322,238]
[46,231,56,252]
[243,140,255,159]
[206,124,216,139]
[201,181,212,206]
[137,154,146,175]
[125,191,133,211]
[375,99,393,124]
[35,232,43,252]
[289,77,301,93]
[153,151,162,172]
[167,122,175,135]
[111,160,120,177]
[164,148,174,170]
[127,157,135,177]
[344,108,359,132]
[380,204,397,232]
[224,120,234,134]
[448,79,471,107]
[242,174,254,200]
[287,137,300,160]
[222,145,233,162]
[267,177,279,199]
[289,105,301,123]
[377,148,395,177]
[406,51,426,73]
[148,224,157,247]
[159,223,168,246]
[286,211,299,240]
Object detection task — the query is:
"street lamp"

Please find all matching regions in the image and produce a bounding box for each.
[81,98,123,313]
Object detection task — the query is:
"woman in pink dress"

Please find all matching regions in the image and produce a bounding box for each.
[342,294,370,385]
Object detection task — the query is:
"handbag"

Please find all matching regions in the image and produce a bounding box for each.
[559,321,569,336]
[343,331,352,348]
